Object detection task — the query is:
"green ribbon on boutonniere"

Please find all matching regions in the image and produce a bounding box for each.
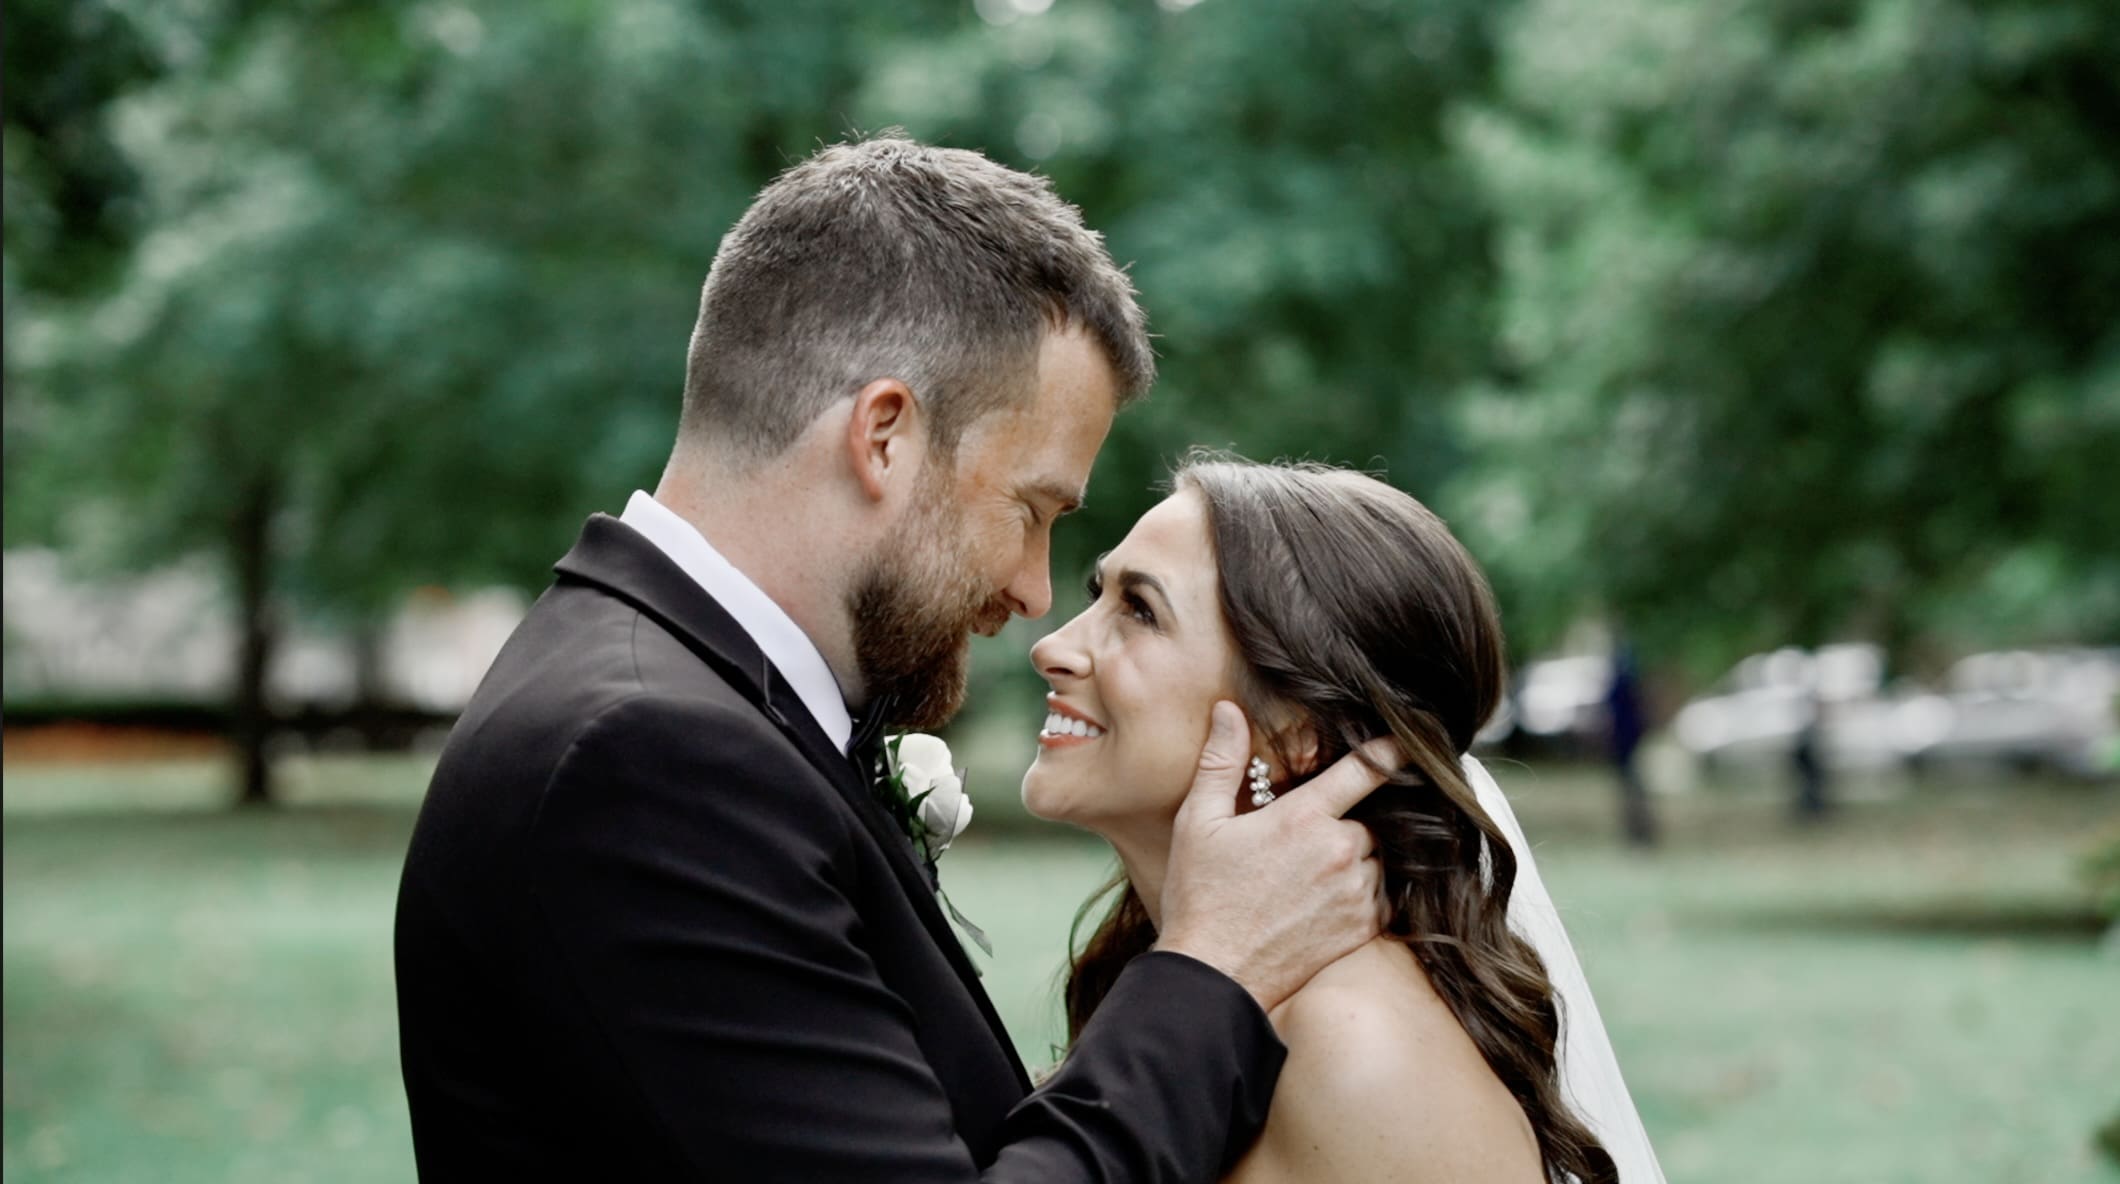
[876,733,991,958]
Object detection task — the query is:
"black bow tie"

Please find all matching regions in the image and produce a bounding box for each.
[845,694,938,890]
[846,694,898,779]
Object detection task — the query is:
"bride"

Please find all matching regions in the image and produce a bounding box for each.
[1023,455,1665,1184]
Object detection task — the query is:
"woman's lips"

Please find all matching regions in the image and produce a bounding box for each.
[1039,706,1106,748]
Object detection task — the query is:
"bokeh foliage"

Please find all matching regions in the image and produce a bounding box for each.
[6,0,2116,722]
[1454,0,2120,667]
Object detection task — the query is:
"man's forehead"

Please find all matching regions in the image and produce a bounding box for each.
[965,400,1106,496]
[954,327,1117,496]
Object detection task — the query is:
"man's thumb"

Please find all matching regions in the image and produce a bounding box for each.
[1184,700,1250,823]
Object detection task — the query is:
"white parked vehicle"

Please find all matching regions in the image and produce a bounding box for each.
[1671,644,1924,771]
[1475,655,1613,755]
[1515,655,1614,741]
[1898,648,2119,776]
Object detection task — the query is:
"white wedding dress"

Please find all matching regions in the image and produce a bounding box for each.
[1464,756,1668,1184]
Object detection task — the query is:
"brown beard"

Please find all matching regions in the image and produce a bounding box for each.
[847,481,1013,731]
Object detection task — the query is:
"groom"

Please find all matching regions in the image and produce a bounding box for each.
[393,135,1386,1182]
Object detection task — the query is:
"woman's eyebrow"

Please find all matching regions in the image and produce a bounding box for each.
[1114,567,1169,602]
[1087,557,1174,617]
[1114,566,1175,619]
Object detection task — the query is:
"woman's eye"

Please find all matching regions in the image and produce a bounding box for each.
[1123,592,1158,627]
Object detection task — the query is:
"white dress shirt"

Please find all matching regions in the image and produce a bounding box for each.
[617,490,854,753]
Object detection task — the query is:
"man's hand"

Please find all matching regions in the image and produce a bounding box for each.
[1155,701,1392,1013]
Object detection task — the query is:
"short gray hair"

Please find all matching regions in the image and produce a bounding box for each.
[678,133,1154,459]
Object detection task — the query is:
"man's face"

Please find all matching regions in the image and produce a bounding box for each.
[849,328,1120,729]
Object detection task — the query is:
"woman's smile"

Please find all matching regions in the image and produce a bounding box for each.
[1038,695,1108,747]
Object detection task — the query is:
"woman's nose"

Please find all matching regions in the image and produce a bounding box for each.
[1030,612,1091,683]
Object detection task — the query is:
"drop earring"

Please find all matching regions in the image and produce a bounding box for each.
[1247,756,1275,808]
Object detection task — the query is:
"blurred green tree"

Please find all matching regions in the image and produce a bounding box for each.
[1455,0,2120,671]
[8,0,1511,799]
[13,0,2115,807]
[862,0,1507,600]
[8,0,970,802]
[4,0,164,540]
[0,0,160,296]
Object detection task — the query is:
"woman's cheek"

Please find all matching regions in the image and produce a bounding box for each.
[1112,735,1193,822]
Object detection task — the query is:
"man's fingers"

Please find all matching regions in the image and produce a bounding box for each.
[1299,736,1403,818]
[1181,700,1250,825]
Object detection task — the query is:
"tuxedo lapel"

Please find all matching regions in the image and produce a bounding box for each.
[551,515,1028,1088]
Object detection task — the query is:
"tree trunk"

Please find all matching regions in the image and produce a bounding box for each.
[232,477,279,807]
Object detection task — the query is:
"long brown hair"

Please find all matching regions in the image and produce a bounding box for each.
[1064,455,1617,1184]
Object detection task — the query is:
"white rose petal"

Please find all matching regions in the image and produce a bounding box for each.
[893,733,955,789]
[916,772,970,852]
[893,733,973,855]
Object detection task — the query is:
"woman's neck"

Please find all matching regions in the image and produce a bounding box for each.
[1106,824,1174,932]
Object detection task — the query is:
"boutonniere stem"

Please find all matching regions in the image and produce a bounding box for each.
[878,733,991,957]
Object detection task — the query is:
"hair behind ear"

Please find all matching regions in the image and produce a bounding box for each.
[1267,718,1323,782]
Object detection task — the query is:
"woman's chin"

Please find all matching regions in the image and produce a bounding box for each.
[1019,770,1070,823]
[1021,766,1112,828]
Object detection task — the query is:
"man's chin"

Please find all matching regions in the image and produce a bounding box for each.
[971,613,1012,641]
[890,641,973,731]
[898,691,966,732]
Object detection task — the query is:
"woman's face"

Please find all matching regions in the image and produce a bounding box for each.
[1022,489,1246,837]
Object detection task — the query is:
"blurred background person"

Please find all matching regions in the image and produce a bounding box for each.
[1603,637,1658,848]
[1789,685,1831,825]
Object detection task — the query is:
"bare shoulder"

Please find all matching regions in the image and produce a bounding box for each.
[1229,941,1546,1184]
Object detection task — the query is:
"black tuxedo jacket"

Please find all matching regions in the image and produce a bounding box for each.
[394,515,1285,1181]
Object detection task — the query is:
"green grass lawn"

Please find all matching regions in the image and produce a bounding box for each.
[4,752,2116,1183]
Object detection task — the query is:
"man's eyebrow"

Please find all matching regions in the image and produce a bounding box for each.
[1024,479,1085,516]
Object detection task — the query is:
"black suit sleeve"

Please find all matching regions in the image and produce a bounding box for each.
[526,695,1283,1183]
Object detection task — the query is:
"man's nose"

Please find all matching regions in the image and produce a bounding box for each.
[1004,552,1053,620]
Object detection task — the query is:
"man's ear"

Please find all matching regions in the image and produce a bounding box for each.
[845,378,923,503]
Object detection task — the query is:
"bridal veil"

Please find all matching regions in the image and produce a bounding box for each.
[1464,755,1669,1184]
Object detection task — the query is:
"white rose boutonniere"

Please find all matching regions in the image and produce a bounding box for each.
[881,733,990,958]
[890,733,974,857]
